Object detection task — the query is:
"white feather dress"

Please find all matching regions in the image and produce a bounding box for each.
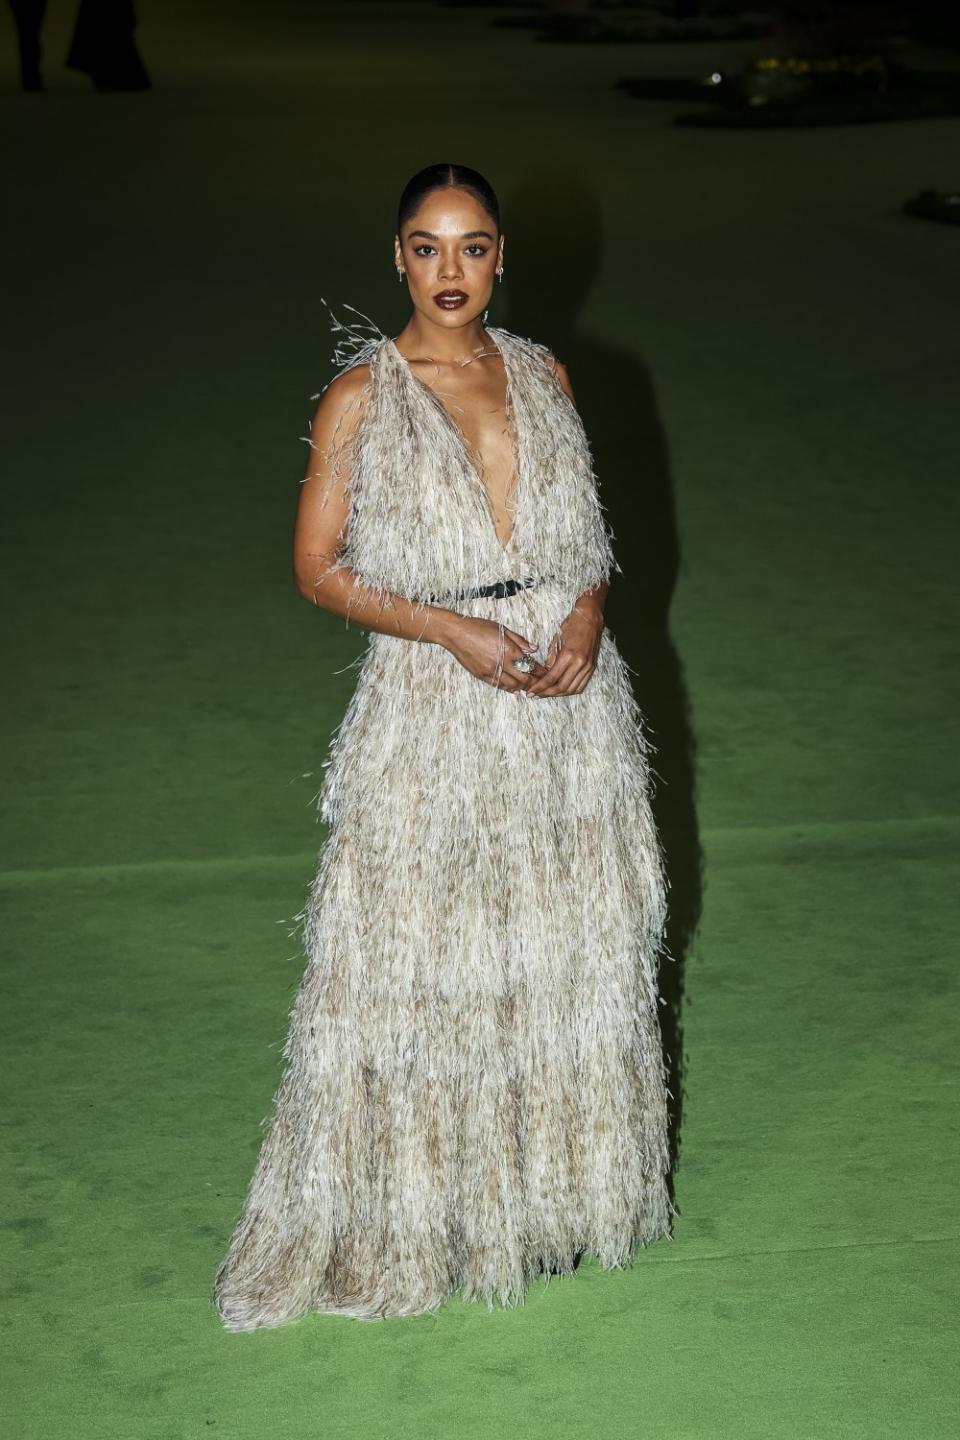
[213,307,675,1329]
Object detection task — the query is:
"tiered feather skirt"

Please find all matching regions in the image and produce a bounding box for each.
[214,579,674,1329]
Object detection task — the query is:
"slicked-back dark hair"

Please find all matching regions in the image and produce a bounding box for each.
[397,164,500,238]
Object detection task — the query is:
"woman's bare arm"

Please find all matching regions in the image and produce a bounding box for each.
[552,359,609,620]
[292,366,545,691]
[524,357,607,698]
[293,367,462,646]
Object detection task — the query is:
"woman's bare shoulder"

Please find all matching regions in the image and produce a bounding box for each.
[307,363,374,467]
[539,350,575,403]
[311,362,373,434]
[514,335,570,391]
[318,361,373,410]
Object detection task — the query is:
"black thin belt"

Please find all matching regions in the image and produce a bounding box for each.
[428,576,540,603]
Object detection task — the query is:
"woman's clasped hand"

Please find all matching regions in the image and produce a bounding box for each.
[444,602,602,697]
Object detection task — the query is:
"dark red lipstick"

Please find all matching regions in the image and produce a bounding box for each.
[434,290,468,310]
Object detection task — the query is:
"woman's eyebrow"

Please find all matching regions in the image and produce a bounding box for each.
[407,229,495,242]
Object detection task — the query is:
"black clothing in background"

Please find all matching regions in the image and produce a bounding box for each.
[8,0,47,90]
[66,0,150,91]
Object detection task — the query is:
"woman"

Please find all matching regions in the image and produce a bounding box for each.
[214,163,674,1330]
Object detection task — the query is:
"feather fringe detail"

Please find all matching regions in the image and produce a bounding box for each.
[212,303,674,1330]
[316,297,390,386]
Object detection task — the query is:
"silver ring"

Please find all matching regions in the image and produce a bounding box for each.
[512,654,535,674]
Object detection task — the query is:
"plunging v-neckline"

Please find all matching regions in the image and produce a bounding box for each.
[388,333,521,559]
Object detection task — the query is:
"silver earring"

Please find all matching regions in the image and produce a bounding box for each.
[397,267,405,283]
[497,268,504,284]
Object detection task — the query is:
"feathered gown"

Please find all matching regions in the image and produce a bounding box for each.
[213,307,675,1329]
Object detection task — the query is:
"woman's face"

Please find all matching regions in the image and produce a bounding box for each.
[394,187,503,330]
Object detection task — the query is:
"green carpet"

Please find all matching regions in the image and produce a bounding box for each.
[2,4,958,1436]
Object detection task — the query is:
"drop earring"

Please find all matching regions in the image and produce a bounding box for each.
[397,266,405,283]
[497,267,504,284]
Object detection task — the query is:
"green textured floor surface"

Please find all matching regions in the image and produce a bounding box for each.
[2,4,959,1437]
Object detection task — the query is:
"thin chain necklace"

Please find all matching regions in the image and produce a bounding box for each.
[400,336,500,370]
